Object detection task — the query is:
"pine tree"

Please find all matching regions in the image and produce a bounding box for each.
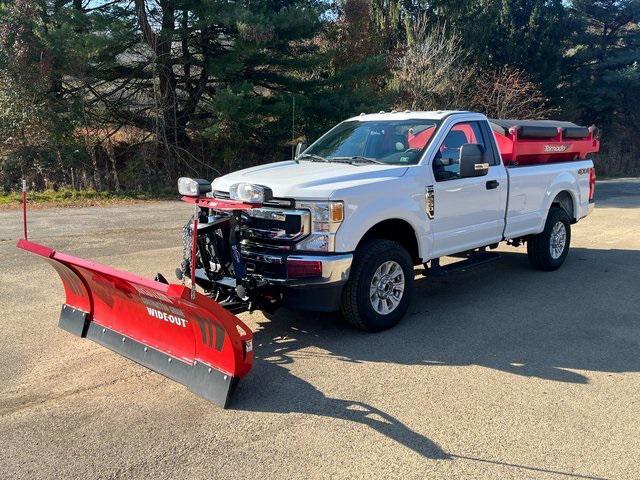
[564,0,640,129]
[422,0,568,97]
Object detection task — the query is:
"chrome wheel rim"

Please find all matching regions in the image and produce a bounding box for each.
[369,260,405,315]
[550,221,567,259]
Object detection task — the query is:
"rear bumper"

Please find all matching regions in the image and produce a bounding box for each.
[577,200,594,220]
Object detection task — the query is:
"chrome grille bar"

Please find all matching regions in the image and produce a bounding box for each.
[242,208,310,241]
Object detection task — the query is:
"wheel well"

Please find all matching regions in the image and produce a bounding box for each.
[358,219,421,265]
[552,191,575,222]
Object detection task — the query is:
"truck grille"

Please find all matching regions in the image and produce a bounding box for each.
[213,191,309,249]
[241,208,310,245]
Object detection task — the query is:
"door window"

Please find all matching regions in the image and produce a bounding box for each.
[433,122,486,181]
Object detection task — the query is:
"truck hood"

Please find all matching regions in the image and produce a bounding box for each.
[212,160,409,199]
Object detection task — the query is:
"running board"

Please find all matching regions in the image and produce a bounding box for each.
[423,251,502,277]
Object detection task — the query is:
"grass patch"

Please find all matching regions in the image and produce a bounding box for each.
[0,188,177,208]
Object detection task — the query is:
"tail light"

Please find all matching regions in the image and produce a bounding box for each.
[589,167,596,201]
[287,259,322,278]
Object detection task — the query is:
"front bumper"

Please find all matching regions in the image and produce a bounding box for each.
[243,250,353,287]
[194,251,352,313]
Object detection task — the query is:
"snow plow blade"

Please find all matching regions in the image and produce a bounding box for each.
[17,239,253,408]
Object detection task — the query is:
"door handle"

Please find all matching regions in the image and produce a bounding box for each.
[486,180,499,190]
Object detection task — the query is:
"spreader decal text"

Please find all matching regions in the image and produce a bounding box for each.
[544,144,569,153]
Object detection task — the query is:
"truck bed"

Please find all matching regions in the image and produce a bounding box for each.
[504,159,594,239]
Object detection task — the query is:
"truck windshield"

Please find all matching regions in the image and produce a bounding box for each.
[303,119,441,165]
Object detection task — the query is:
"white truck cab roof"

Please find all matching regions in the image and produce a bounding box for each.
[344,110,482,122]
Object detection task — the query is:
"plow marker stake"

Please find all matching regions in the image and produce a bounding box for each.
[17,239,253,408]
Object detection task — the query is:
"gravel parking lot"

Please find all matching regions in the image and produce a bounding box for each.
[1,179,639,479]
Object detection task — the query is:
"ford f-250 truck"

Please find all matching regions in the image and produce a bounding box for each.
[17,110,599,406]
[178,110,598,332]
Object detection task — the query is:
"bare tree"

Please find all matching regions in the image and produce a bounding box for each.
[470,66,558,119]
[392,21,556,121]
[392,22,472,111]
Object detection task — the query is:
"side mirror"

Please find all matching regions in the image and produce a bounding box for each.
[459,144,489,177]
[295,142,307,158]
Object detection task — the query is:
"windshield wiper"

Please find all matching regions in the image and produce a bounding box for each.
[299,154,385,165]
[332,156,386,165]
[298,153,328,162]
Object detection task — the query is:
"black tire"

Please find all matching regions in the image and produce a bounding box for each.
[341,239,414,332]
[527,207,571,271]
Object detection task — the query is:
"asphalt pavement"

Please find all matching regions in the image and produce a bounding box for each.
[0,179,639,479]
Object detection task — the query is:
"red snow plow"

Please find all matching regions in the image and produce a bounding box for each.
[16,180,256,408]
[17,239,253,407]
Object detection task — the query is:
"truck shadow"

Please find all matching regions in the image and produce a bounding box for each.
[233,246,639,463]
[234,356,450,459]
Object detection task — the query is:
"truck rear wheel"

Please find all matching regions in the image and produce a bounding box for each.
[341,239,414,332]
[527,207,571,271]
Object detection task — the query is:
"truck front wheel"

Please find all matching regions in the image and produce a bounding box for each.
[341,239,414,332]
[527,207,572,271]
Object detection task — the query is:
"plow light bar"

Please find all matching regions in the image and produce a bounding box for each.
[178,177,212,197]
[230,183,273,204]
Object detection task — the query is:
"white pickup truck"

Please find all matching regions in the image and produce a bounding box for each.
[179,110,598,331]
[17,110,600,406]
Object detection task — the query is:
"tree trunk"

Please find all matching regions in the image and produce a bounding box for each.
[88,144,102,191]
[81,166,90,190]
[105,138,121,192]
[135,0,184,151]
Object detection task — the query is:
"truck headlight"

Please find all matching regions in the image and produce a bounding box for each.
[295,201,344,252]
[230,183,273,204]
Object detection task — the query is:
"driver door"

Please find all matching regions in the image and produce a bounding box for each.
[429,121,507,257]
